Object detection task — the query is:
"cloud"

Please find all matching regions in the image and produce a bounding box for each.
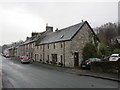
[0,5,46,45]
[0,2,118,45]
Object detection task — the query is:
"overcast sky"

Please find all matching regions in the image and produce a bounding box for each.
[0,0,118,46]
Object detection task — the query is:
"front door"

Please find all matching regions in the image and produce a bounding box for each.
[35,54,37,61]
[35,54,38,61]
[74,52,79,67]
[52,54,57,64]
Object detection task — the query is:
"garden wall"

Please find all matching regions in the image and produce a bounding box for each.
[91,61,120,74]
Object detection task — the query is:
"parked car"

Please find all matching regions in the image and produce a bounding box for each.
[109,54,120,61]
[5,55,11,58]
[20,56,31,64]
[81,58,101,69]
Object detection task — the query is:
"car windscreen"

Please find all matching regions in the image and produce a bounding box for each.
[88,58,101,62]
[88,58,95,61]
[22,56,29,59]
[111,56,119,57]
[84,60,90,62]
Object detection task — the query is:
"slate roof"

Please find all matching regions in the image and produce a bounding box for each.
[22,31,46,45]
[21,21,99,46]
[38,21,86,45]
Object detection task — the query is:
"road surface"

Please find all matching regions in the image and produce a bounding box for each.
[1,56,119,88]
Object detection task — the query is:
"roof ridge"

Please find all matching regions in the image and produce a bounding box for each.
[38,21,86,45]
[56,21,86,32]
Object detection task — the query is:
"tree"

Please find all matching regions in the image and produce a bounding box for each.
[99,43,110,56]
[82,43,101,60]
[95,22,118,46]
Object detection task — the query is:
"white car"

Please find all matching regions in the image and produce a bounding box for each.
[109,54,120,61]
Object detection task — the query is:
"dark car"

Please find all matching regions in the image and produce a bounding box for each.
[2,54,11,58]
[20,56,31,64]
[81,58,101,69]
[5,55,11,58]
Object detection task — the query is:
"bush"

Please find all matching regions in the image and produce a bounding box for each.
[82,43,101,60]
[112,49,120,54]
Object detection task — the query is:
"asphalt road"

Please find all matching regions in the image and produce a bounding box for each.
[1,56,119,88]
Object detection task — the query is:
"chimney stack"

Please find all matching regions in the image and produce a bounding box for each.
[46,24,53,32]
[31,32,39,37]
[26,37,30,40]
[55,28,58,32]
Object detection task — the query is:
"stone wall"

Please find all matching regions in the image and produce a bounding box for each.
[70,23,97,66]
[26,23,99,67]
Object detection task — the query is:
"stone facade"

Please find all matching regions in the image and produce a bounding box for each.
[32,21,100,67]
[9,21,100,67]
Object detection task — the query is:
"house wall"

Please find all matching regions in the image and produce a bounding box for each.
[32,23,99,67]
[18,45,25,57]
[64,41,72,67]
[44,42,65,65]
[17,47,19,57]
[34,41,71,67]
[33,45,41,62]
[16,22,100,67]
[9,49,14,57]
[70,23,99,66]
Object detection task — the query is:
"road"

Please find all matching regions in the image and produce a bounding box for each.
[1,56,119,88]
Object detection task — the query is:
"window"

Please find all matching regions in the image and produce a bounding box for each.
[41,54,42,60]
[53,43,55,49]
[33,42,35,46]
[48,55,49,61]
[40,45,42,49]
[37,46,39,49]
[61,42,63,48]
[28,44,29,49]
[48,44,49,49]
[32,43,33,48]
[61,55,62,62]
[60,55,63,66]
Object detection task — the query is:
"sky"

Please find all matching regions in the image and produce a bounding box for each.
[0,0,118,46]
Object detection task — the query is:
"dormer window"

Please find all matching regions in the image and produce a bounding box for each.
[60,35,64,39]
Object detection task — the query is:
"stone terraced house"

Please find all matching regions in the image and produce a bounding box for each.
[9,21,100,67]
[33,21,100,67]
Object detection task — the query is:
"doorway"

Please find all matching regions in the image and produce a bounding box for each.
[74,52,79,67]
[52,54,57,64]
